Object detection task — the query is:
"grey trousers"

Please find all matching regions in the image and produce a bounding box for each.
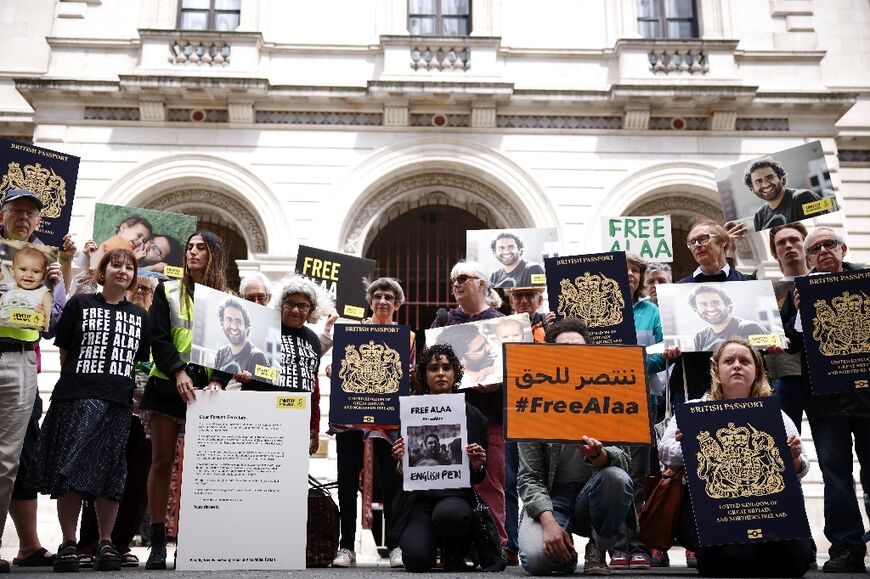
[0,349,38,546]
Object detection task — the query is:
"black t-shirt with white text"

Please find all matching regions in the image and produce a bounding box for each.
[52,293,151,406]
[269,324,320,392]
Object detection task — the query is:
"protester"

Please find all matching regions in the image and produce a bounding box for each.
[643,263,671,306]
[76,275,158,568]
[239,271,272,306]
[781,226,868,573]
[502,287,554,565]
[36,248,150,572]
[389,344,488,572]
[0,188,74,573]
[431,261,507,547]
[518,318,635,576]
[331,277,413,568]
[139,230,229,570]
[658,337,813,577]
[605,253,665,570]
[765,223,810,429]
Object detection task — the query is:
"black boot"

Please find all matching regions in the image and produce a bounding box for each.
[146,523,167,570]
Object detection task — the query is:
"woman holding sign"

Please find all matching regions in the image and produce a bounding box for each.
[658,337,813,577]
[36,248,150,572]
[331,277,413,568]
[140,231,229,570]
[390,344,489,572]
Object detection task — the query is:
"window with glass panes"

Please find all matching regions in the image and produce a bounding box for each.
[637,0,697,38]
[178,0,240,31]
[409,0,470,36]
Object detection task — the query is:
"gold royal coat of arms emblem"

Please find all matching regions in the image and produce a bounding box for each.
[696,422,785,500]
[339,340,403,394]
[557,271,624,327]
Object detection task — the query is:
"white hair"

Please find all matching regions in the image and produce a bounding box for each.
[450,260,502,309]
[805,226,844,251]
[277,274,335,323]
[239,272,272,297]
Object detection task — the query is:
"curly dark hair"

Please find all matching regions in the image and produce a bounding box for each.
[744,157,787,190]
[544,318,593,344]
[414,343,464,394]
[490,231,524,253]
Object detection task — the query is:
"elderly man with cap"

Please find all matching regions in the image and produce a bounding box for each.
[0,188,75,572]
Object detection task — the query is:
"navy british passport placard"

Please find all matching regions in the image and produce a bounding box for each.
[675,396,810,546]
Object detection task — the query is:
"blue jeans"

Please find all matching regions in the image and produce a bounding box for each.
[809,415,870,552]
[772,376,804,433]
[505,441,519,553]
[518,467,634,575]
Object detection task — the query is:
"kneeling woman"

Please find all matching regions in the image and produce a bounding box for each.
[37,249,151,572]
[658,337,813,577]
[390,344,488,572]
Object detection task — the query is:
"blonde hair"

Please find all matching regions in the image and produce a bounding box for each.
[707,337,772,400]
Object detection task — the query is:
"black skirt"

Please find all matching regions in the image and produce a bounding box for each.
[38,398,131,501]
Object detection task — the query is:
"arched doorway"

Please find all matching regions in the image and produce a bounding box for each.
[365,202,489,334]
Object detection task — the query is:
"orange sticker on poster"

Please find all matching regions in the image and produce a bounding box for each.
[503,342,651,444]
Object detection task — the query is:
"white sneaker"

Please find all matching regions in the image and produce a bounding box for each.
[389,547,404,568]
[332,548,356,568]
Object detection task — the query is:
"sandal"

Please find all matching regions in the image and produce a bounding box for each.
[94,541,122,572]
[121,552,139,568]
[78,553,94,568]
[53,541,79,573]
[12,547,56,567]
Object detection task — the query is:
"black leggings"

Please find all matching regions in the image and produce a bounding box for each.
[676,492,812,577]
[335,431,400,550]
[399,495,473,572]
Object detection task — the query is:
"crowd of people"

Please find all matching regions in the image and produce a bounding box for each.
[0,183,866,577]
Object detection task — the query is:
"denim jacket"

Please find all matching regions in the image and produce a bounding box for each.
[517,442,633,524]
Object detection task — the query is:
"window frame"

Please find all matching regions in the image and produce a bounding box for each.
[637,0,698,39]
[177,0,241,32]
[408,0,472,37]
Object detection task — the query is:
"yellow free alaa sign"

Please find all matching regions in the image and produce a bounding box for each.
[503,342,651,444]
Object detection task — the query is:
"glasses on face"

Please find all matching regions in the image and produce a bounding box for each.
[371,293,396,303]
[283,301,312,312]
[807,238,840,255]
[752,173,779,188]
[222,316,245,327]
[133,286,153,295]
[686,234,713,249]
[450,274,478,286]
[3,207,39,219]
[510,291,538,302]
[245,293,270,305]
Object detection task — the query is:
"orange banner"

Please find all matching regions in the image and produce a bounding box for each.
[503,342,651,444]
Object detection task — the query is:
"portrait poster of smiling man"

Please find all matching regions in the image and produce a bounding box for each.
[676,396,810,546]
[329,324,411,426]
[93,203,196,280]
[0,138,80,248]
[503,342,650,444]
[544,251,636,345]
[466,227,558,289]
[657,280,785,353]
[425,314,532,390]
[190,284,282,387]
[714,141,840,232]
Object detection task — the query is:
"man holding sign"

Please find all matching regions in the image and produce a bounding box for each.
[515,319,635,576]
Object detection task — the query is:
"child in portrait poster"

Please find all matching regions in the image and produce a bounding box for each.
[0,239,57,330]
[399,393,470,491]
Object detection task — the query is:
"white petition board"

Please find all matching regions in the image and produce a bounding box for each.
[177,391,310,570]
